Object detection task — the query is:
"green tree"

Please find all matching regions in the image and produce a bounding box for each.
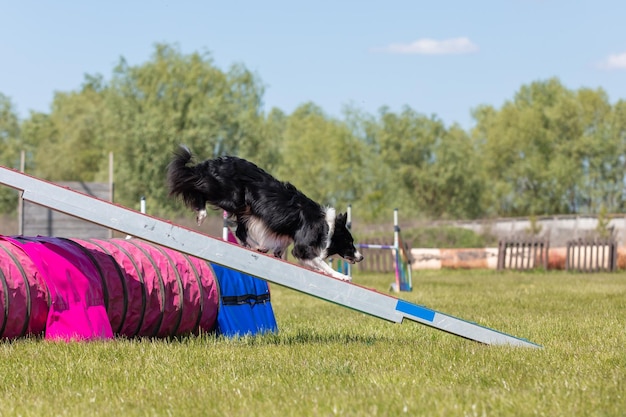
[429,124,484,218]
[473,78,625,217]
[21,75,108,181]
[607,100,626,213]
[0,93,21,166]
[573,89,625,213]
[276,103,365,210]
[241,107,286,173]
[101,43,266,215]
[474,79,582,216]
[365,106,484,219]
[343,105,395,220]
[369,107,442,218]
[0,93,21,213]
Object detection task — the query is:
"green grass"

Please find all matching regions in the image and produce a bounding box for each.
[1,270,625,416]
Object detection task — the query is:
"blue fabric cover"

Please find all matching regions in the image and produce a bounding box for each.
[211,264,278,337]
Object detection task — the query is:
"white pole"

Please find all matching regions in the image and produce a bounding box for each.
[393,208,399,250]
[346,204,352,277]
[126,195,145,239]
[222,211,229,241]
[108,152,114,239]
[18,150,25,235]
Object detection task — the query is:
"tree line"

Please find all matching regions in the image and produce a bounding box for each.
[1,44,625,222]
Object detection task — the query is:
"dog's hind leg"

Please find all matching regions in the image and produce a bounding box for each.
[235,223,250,247]
[190,196,208,225]
[196,209,207,225]
[272,243,288,259]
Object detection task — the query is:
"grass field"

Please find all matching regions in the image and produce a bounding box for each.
[1,269,624,417]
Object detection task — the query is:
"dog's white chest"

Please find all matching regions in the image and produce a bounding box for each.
[244,216,292,253]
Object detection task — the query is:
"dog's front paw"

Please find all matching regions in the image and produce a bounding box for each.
[331,271,352,282]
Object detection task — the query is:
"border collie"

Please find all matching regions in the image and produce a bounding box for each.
[167,146,363,281]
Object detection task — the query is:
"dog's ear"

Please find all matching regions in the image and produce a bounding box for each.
[336,212,347,226]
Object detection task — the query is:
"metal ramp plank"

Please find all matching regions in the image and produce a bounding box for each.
[0,166,540,347]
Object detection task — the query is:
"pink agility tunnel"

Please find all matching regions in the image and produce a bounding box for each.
[0,236,219,340]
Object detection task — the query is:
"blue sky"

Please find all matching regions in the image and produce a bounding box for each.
[1,0,625,129]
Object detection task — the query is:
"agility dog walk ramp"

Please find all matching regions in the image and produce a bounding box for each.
[0,167,540,348]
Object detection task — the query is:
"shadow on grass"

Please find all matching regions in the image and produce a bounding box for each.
[201,329,389,347]
[274,329,386,346]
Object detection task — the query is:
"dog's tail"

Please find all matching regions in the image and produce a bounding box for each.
[167,145,204,211]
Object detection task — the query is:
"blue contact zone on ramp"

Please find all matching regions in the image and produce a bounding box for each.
[395,300,435,322]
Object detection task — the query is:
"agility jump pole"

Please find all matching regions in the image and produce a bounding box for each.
[0,166,540,348]
[349,207,413,292]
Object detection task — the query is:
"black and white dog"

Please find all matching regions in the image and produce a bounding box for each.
[167,146,363,281]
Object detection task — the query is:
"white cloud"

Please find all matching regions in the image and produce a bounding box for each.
[375,37,479,55]
[598,52,626,70]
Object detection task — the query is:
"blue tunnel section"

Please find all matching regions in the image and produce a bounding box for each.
[211,263,278,337]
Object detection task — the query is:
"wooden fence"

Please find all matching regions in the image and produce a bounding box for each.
[355,239,397,273]
[565,238,617,272]
[497,237,549,270]
[23,182,112,239]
